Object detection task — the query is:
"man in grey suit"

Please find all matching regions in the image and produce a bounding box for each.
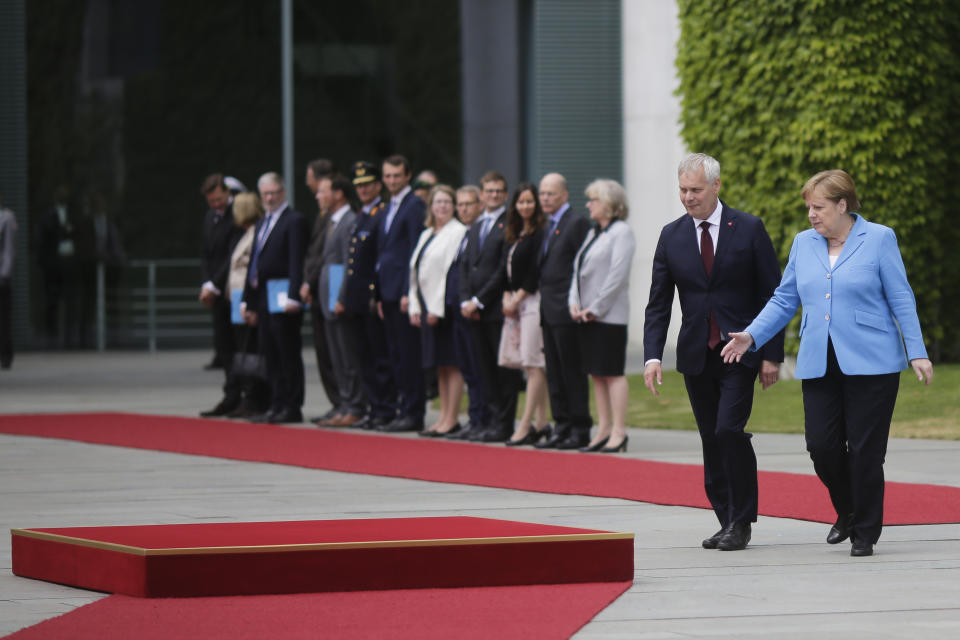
[307,174,365,426]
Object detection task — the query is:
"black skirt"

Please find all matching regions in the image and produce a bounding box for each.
[577,321,627,376]
[421,303,458,369]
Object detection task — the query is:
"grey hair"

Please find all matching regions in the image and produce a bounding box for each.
[585,179,629,221]
[257,172,285,190]
[456,184,481,200]
[678,153,721,184]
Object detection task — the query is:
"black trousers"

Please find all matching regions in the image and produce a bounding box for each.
[802,339,900,544]
[683,346,759,528]
[542,322,592,437]
[0,282,11,367]
[258,304,305,412]
[381,300,424,421]
[213,296,240,401]
[357,311,397,421]
[468,319,522,433]
[309,306,341,410]
[452,312,491,428]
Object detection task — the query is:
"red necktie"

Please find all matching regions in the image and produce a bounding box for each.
[700,221,721,349]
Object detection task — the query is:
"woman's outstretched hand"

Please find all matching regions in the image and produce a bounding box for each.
[720,331,754,363]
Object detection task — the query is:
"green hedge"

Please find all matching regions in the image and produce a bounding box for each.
[675,0,960,360]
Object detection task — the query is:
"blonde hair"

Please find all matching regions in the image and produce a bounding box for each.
[424,184,457,228]
[232,192,264,227]
[801,170,861,211]
[585,179,629,221]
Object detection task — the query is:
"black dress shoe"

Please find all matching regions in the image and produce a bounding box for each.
[199,397,240,418]
[270,408,303,424]
[600,435,629,453]
[826,516,851,545]
[448,423,483,440]
[579,436,610,453]
[555,432,590,450]
[248,410,279,423]
[701,528,725,549]
[850,540,874,557]
[535,432,565,449]
[717,522,752,551]
[506,426,551,447]
[362,415,392,430]
[378,416,424,432]
[478,428,511,443]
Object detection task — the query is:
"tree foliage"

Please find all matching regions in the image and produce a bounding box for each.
[675,0,960,359]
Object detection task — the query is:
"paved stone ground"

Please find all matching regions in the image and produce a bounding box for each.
[1,350,959,638]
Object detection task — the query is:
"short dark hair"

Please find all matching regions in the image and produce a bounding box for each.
[327,173,356,201]
[308,158,336,179]
[479,170,507,190]
[200,173,227,194]
[383,154,411,175]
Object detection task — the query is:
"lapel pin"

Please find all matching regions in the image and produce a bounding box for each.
[728,222,733,226]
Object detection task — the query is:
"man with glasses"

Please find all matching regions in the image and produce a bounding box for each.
[459,171,522,442]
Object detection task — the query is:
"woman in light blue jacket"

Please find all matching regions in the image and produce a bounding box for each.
[569,179,636,453]
[722,170,933,557]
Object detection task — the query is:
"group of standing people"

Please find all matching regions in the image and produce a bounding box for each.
[197,159,638,456]
[197,150,934,557]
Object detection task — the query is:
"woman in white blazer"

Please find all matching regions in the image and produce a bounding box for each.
[408,185,468,436]
[569,179,636,453]
[722,170,933,557]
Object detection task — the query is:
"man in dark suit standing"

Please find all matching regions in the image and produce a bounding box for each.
[643,153,784,551]
[242,172,308,424]
[375,155,427,432]
[535,173,593,450]
[198,174,244,416]
[307,173,365,426]
[300,158,341,422]
[459,172,523,442]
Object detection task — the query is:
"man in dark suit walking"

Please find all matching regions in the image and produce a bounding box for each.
[198,173,244,416]
[535,173,593,450]
[242,172,308,424]
[375,155,427,432]
[459,171,522,442]
[642,153,784,551]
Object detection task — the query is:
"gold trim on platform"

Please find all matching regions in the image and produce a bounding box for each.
[12,528,634,557]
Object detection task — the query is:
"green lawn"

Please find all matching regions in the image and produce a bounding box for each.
[622,364,959,439]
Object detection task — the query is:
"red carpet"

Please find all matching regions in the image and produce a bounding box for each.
[12,518,633,596]
[3,582,633,640]
[1,412,959,525]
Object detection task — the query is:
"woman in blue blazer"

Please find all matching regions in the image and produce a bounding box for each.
[721,170,933,557]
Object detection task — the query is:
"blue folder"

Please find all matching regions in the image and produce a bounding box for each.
[230,289,244,324]
[328,264,345,312]
[266,279,311,313]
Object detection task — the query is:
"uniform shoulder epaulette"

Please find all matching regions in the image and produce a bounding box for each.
[369,201,385,217]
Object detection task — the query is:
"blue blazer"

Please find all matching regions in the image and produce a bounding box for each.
[376,191,426,303]
[745,214,927,378]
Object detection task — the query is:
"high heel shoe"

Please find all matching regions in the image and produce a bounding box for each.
[579,436,610,453]
[505,425,550,447]
[600,435,628,453]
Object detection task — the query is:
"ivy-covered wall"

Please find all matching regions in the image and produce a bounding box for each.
[675,0,960,360]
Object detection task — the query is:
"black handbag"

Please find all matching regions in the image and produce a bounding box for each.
[231,328,268,381]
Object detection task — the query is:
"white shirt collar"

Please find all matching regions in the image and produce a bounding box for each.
[482,205,505,221]
[330,203,351,225]
[695,199,723,228]
[391,185,411,206]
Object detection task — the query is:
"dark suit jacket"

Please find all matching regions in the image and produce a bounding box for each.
[643,201,785,375]
[201,203,243,293]
[302,210,330,296]
[538,207,592,325]
[344,201,385,314]
[242,205,308,308]
[459,212,508,322]
[376,190,426,302]
[504,227,545,293]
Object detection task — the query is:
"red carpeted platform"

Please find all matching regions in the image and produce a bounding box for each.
[11,517,634,597]
[1,412,959,525]
[3,582,633,640]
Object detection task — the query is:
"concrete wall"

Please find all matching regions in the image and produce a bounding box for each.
[622,0,686,366]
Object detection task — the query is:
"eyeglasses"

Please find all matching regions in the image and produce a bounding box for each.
[483,188,506,194]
